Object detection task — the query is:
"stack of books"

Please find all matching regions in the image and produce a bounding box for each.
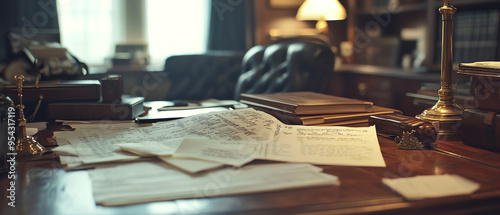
[240,91,401,127]
[457,62,500,152]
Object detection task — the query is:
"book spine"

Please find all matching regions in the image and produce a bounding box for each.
[239,96,297,113]
[240,100,295,115]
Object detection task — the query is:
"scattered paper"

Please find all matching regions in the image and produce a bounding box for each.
[382,174,480,201]
[88,161,339,206]
[54,109,279,164]
[56,109,386,167]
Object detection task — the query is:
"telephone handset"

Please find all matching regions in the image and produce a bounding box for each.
[1,45,88,82]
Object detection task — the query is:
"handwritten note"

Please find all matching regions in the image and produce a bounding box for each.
[261,124,386,167]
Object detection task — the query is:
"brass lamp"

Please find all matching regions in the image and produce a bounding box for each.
[296,0,346,34]
[416,0,462,140]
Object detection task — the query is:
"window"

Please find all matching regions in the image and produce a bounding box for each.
[146,0,210,65]
[57,0,119,66]
[57,0,210,67]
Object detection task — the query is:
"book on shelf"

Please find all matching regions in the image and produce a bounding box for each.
[437,9,499,64]
[240,92,373,115]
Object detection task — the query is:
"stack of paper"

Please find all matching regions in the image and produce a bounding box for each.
[89,161,339,206]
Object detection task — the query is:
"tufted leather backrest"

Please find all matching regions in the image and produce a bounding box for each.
[234,42,335,100]
[164,51,244,100]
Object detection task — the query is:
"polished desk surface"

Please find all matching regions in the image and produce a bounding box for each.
[2,136,500,215]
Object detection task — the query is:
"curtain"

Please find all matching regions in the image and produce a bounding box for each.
[208,0,255,51]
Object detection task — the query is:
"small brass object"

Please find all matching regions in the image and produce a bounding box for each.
[395,130,425,150]
[417,0,462,140]
[14,75,46,157]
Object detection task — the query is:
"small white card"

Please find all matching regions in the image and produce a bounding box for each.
[382,174,480,201]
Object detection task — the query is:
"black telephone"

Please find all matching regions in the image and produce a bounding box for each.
[1,32,88,82]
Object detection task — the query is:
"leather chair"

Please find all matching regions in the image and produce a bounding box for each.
[163,51,244,101]
[163,41,334,101]
[234,41,335,100]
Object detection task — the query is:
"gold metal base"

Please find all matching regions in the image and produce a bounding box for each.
[15,136,46,157]
[416,100,462,141]
[13,74,47,157]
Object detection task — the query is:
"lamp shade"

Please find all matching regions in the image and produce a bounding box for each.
[296,0,346,21]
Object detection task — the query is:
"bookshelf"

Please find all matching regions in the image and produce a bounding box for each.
[345,0,500,71]
[434,1,500,65]
[330,0,500,116]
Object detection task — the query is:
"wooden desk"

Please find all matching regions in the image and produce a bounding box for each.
[2,137,500,215]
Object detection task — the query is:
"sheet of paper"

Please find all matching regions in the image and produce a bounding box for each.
[54,128,143,163]
[158,156,224,173]
[26,128,38,136]
[173,138,257,167]
[261,124,386,167]
[27,122,47,130]
[59,155,82,165]
[382,174,480,200]
[88,161,339,206]
[117,138,184,156]
[63,157,157,171]
[51,144,79,156]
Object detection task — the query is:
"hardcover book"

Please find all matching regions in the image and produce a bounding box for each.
[2,80,101,102]
[48,95,144,120]
[240,92,373,115]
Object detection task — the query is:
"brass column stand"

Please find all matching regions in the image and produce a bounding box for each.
[417,0,462,140]
[14,75,46,157]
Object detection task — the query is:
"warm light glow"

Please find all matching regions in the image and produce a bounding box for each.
[296,0,346,21]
